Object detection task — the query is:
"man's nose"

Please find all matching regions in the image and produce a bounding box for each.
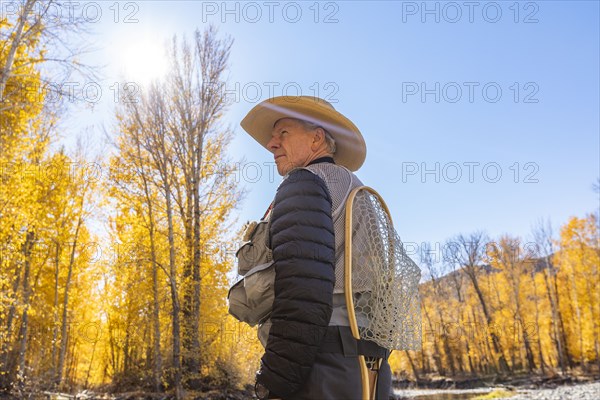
[267,137,279,151]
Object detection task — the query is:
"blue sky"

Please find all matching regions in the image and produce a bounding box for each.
[60,1,599,260]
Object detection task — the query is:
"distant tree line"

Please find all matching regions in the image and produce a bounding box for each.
[390,215,600,380]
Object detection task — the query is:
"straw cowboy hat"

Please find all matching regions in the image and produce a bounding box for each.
[240,96,367,171]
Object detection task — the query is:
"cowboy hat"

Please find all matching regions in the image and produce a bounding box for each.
[240,96,366,171]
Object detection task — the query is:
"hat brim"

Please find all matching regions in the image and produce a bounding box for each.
[240,96,366,171]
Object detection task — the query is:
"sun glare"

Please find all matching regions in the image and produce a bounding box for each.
[116,38,169,85]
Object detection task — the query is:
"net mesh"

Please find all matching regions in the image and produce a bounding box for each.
[350,189,422,350]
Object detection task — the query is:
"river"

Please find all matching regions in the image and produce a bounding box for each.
[5,381,599,399]
[393,381,600,400]
[393,387,495,399]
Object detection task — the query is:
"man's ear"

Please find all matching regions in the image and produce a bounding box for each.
[311,127,325,149]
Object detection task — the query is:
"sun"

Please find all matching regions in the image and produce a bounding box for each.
[114,35,169,85]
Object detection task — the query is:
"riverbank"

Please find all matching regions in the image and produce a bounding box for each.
[392,379,600,399]
[1,379,598,399]
[393,373,595,390]
[494,381,600,400]
[0,388,253,400]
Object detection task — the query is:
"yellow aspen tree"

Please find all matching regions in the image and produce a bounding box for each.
[486,236,536,372]
[107,27,243,398]
[555,215,600,369]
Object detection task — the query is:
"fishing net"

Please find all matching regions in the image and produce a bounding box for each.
[348,187,422,351]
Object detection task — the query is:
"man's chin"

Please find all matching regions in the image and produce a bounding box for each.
[276,162,292,176]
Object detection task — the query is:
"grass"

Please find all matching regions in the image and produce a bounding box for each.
[472,388,518,399]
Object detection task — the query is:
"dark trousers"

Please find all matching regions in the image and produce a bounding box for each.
[287,326,392,400]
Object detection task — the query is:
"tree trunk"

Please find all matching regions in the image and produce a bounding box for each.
[543,268,567,372]
[405,351,420,381]
[151,255,162,392]
[84,335,97,388]
[437,311,456,376]
[136,131,163,392]
[582,248,600,371]
[449,233,510,373]
[52,241,61,384]
[422,301,443,375]
[531,272,547,374]
[17,230,35,385]
[0,0,36,100]
[165,177,183,399]
[0,258,23,384]
[469,275,509,373]
[552,272,573,369]
[519,314,536,372]
[567,270,585,369]
[510,272,535,372]
[56,214,82,387]
[190,133,203,381]
[464,338,475,375]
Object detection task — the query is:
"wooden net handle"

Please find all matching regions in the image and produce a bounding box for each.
[344,186,392,400]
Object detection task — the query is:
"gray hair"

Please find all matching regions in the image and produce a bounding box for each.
[296,119,337,154]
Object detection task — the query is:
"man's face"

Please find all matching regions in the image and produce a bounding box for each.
[268,118,315,176]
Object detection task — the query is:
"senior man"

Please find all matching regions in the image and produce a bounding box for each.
[239,96,392,400]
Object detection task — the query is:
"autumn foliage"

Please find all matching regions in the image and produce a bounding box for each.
[1,3,599,398]
[390,215,600,381]
[1,9,261,397]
